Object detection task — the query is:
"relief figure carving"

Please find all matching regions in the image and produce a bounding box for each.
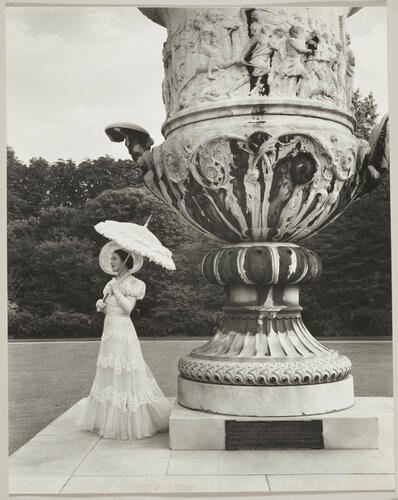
[176,9,247,109]
[331,41,347,107]
[232,19,283,97]
[345,33,355,111]
[300,31,338,101]
[160,8,359,117]
[273,26,312,97]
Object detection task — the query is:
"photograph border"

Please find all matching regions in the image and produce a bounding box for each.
[1,0,396,499]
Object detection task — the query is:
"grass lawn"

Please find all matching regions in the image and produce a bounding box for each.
[8,339,393,455]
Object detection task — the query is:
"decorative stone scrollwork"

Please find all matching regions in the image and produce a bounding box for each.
[162,138,192,182]
[163,151,189,184]
[144,130,364,243]
[108,118,388,248]
[178,351,352,386]
[327,135,356,181]
[191,137,235,189]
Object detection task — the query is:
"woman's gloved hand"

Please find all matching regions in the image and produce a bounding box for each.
[96,299,106,313]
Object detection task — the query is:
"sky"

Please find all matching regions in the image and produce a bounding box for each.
[5,6,389,165]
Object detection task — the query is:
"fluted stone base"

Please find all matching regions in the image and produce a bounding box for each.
[179,338,352,386]
[178,374,354,417]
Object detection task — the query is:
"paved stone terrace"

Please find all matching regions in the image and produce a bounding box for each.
[8,396,394,496]
[8,339,393,454]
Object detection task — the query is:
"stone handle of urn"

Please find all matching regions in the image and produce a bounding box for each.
[355,114,390,199]
[105,122,154,179]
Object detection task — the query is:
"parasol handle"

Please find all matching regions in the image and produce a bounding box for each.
[144,215,152,227]
[103,253,131,303]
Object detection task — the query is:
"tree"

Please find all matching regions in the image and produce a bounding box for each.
[304,150,391,337]
[45,159,82,207]
[352,89,379,141]
[7,184,224,338]
[7,152,145,220]
[7,148,29,220]
[7,148,52,220]
[75,156,142,202]
[301,87,391,337]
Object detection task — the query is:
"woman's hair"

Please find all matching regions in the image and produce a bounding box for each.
[113,249,134,270]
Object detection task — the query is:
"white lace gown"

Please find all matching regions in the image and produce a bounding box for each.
[77,275,173,439]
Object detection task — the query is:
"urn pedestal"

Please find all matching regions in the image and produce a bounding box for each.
[178,242,353,416]
[106,6,389,422]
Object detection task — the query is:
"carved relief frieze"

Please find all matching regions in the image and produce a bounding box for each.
[160,7,357,118]
[161,8,250,116]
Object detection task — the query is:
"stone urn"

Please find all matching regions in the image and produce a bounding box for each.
[106,6,389,416]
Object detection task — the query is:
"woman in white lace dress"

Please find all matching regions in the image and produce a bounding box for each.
[77,241,173,439]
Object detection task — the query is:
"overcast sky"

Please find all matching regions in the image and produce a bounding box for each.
[6,6,388,165]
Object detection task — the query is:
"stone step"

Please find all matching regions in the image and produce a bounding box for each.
[169,396,385,450]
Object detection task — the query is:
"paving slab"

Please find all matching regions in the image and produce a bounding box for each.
[373,397,394,409]
[378,414,394,464]
[9,433,99,477]
[75,437,171,476]
[167,449,394,476]
[61,474,270,494]
[9,476,70,495]
[267,474,395,492]
[36,398,86,437]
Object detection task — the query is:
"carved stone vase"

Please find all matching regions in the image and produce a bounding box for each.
[106,6,389,416]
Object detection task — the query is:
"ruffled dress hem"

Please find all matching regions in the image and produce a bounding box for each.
[77,394,172,440]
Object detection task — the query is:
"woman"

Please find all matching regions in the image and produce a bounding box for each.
[77,240,173,439]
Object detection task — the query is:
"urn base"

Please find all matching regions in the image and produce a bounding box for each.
[177,374,354,417]
[178,242,353,416]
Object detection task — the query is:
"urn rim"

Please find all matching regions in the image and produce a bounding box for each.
[161,98,356,138]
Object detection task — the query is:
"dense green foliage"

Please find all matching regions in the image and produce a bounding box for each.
[7,90,391,338]
[352,90,380,141]
[303,170,391,337]
[8,179,223,338]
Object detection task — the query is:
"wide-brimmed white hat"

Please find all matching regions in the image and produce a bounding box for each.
[99,240,144,275]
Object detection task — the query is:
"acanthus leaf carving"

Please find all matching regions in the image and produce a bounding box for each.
[137,130,364,243]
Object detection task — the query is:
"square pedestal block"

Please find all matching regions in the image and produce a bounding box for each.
[169,400,379,450]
